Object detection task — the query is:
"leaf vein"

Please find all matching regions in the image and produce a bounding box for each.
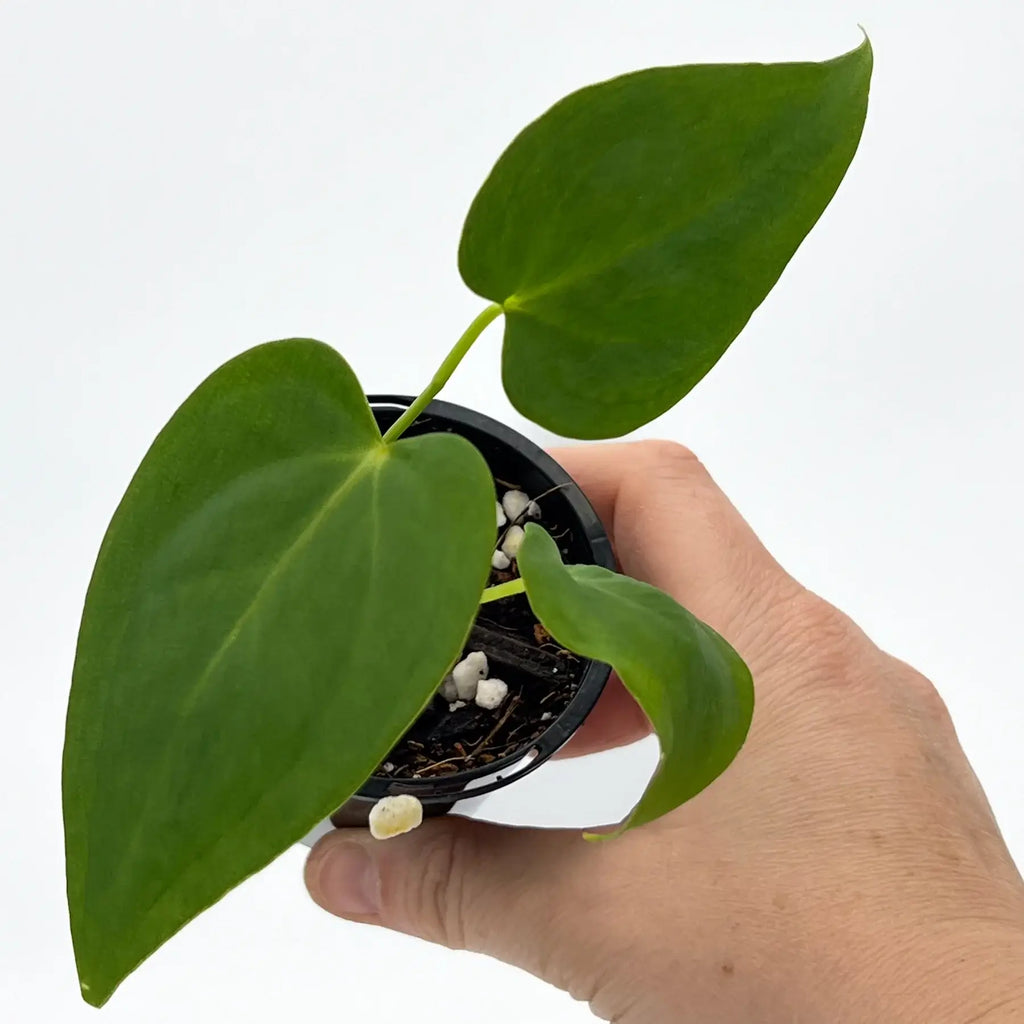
[179,449,380,710]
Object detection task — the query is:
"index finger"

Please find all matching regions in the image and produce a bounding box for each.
[550,441,795,636]
[544,441,799,758]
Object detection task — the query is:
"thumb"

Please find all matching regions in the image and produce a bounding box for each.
[305,816,615,992]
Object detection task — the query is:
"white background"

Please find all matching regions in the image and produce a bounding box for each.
[1,1,1021,1021]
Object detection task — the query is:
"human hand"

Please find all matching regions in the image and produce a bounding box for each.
[305,441,1024,1023]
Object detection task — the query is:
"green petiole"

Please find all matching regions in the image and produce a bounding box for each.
[480,577,526,604]
[382,302,503,444]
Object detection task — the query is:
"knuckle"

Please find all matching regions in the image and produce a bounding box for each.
[886,657,954,726]
[636,439,704,479]
[633,439,723,519]
[913,678,953,724]
[772,596,954,728]
[777,591,872,688]
[787,591,856,647]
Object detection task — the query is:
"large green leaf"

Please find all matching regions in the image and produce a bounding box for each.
[63,340,494,1006]
[517,526,753,834]
[459,39,872,438]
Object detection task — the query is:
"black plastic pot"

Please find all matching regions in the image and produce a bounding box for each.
[326,395,615,828]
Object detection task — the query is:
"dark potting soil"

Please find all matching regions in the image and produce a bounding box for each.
[373,482,584,781]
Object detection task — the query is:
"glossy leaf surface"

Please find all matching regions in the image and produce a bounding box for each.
[460,40,872,438]
[63,340,494,1005]
[518,526,753,834]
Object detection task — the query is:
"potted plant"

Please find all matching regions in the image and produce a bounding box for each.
[62,37,872,1007]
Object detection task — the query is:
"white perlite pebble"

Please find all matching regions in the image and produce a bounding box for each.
[438,674,458,702]
[452,650,488,701]
[501,490,540,522]
[475,677,508,710]
[448,700,466,712]
[501,524,525,559]
[491,549,511,570]
[496,501,507,528]
[368,795,423,840]
[501,489,530,521]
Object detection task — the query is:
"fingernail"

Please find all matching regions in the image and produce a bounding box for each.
[311,841,381,917]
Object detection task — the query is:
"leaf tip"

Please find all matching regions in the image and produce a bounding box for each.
[843,27,874,74]
[78,977,108,1009]
[73,932,124,1008]
[582,822,626,842]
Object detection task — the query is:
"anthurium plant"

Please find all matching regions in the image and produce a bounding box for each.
[63,38,872,1006]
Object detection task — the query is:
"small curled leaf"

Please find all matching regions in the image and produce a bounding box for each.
[517,525,754,835]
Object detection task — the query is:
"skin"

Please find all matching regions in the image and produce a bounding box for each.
[306,441,1024,1023]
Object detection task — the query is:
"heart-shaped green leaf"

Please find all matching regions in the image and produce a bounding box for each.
[63,340,494,1006]
[459,39,872,438]
[517,525,753,835]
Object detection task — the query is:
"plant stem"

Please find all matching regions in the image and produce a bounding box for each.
[382,302,504,443]
[480,578,526,604]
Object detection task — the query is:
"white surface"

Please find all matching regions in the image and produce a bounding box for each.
[0,1,1020,1021]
